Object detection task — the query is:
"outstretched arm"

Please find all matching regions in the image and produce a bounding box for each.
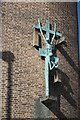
[51,22,56,45]
[38,18,47,44]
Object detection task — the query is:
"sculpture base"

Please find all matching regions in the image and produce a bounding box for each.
[40,96,57,103]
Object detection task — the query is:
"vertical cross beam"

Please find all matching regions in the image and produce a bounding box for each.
[45,56,49,96]
[46,20,50,41]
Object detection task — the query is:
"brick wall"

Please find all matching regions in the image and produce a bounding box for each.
[1,2,79,119]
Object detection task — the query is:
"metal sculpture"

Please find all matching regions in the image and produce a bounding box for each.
[33,19,65,97]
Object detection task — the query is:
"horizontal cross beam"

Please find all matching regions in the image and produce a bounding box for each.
[33,24,62,37]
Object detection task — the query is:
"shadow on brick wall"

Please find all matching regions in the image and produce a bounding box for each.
[57,45,80,117]
[57,46,79,74]
[0,51,15,119]
[50,69,77,108]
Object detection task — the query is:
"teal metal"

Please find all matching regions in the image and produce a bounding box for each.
[33,19,62,96]
[77,1,80,64]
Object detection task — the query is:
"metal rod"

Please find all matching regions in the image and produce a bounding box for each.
[77,1,80,64]
[45,56,49,96]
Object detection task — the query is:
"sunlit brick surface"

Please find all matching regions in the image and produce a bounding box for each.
[1,2,79,119]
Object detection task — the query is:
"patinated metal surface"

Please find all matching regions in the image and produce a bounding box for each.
[33,19,64,96]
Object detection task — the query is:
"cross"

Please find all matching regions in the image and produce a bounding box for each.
[33,19,62,44]
[33,19,65,97]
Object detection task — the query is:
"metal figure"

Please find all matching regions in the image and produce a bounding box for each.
[33,19,64,97]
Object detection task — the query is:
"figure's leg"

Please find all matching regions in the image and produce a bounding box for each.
[49,56,55,70]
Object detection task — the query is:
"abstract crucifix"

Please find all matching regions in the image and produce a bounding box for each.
[33,19,65,97]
